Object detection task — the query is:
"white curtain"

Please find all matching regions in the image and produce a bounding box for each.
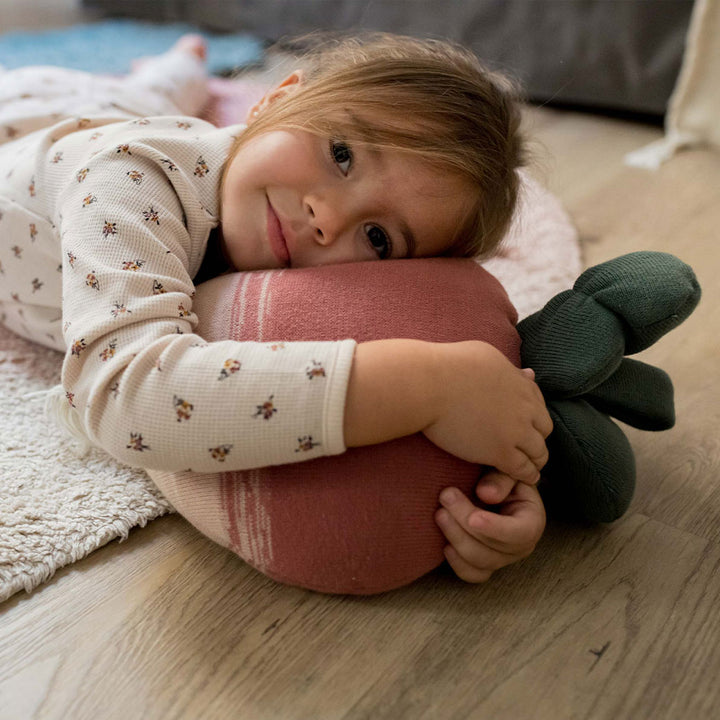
[626,0,720,169]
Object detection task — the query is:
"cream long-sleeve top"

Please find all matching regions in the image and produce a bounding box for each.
[0,115,356,471]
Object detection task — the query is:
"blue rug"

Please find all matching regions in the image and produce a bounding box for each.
[0,20,264,75]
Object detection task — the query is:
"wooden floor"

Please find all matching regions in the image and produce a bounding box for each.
[2,106,719,720]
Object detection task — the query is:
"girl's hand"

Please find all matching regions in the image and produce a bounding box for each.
[435,471,546,583]
[423,341,552,485]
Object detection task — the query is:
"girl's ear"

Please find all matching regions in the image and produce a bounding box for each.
[246,70,305,124]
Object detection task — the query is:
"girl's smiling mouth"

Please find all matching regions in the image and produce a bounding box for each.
[266,197,291,266]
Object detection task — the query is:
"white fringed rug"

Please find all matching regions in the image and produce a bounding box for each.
[0,171,581,604]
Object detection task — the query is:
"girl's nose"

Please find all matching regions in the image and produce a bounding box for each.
[304,198,344,246]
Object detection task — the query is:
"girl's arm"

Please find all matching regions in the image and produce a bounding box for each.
[56,122,355,473]
[344,339,552,485]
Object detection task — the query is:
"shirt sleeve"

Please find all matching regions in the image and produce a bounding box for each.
[58,141,356,472]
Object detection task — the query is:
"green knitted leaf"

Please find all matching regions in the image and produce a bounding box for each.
[518,291,624,397]
[574,251,701,354]
[541,400,636,523]
[584,358,675,431]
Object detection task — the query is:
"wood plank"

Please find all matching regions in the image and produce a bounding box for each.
[3,514,719,719]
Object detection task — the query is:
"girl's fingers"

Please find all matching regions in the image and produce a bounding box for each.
[475,470,516,505]
[505,451,541,485]
[467,483,546,552]
[443,545,494,584]
[438,483,546,554]
[526,433,550,472]
[535,407,554,438]
[435,505,513,576]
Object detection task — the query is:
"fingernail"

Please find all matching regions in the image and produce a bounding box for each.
[440,488,458,506]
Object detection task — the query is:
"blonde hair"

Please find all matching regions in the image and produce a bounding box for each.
[227,33,526,258]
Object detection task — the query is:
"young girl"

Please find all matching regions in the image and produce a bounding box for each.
[0,33,551,583]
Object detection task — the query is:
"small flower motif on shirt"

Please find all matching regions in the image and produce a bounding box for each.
[31,278,43,293]
[122,259,144,271]
[28,177,36,197]
[127,432,150,452]
[51,151,64,164]
[66,251,77,268]
[176,121,192,130]
[86,272,100,291]
[76,168,89,182]
[173,395,194,422]
[5,125,19,139]
[109,382,119,398]
[267,342,286,351]
[115,144,132,155]
[71,338,87,357]
[102,221,118,238]
[152,280,166,295]
[143,206,160,225]
[63,391,76,409]
[193,156,209,177]
[178,304,191,318]
[111,302,131,318]
[29,223,38,241]
[306,360,326,380]
[82,194,97,207]
[77,118,92,129]
[63,321,71,333]
[160,158,177,172]
[218,359,241,380]
[295,436,320,453]
[99,340,117,362]
[209,444,233,462]
[132,118,151,126]
[126,170,144,185]
[89,132,103,141]
[11,246,22,258]
[254,395,277,420]
[11,292,20,302]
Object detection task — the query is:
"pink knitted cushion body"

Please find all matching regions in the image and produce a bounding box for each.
[149,258,520,594]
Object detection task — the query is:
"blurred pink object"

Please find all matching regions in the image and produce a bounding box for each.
[201,76,267,127]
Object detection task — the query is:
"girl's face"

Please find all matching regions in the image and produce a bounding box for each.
[219,75,474,271]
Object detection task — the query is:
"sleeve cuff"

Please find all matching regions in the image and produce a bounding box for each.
[322,339,357,456]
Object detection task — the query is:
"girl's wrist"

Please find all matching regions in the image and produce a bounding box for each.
[343,339,442,448]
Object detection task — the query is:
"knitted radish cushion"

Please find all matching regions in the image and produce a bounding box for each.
[148,258,520,594]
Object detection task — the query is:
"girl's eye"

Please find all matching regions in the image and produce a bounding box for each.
[365,224,392,260]
[330,139,353,175]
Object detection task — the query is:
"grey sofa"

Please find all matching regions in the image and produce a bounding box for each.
[83,0,694,116]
